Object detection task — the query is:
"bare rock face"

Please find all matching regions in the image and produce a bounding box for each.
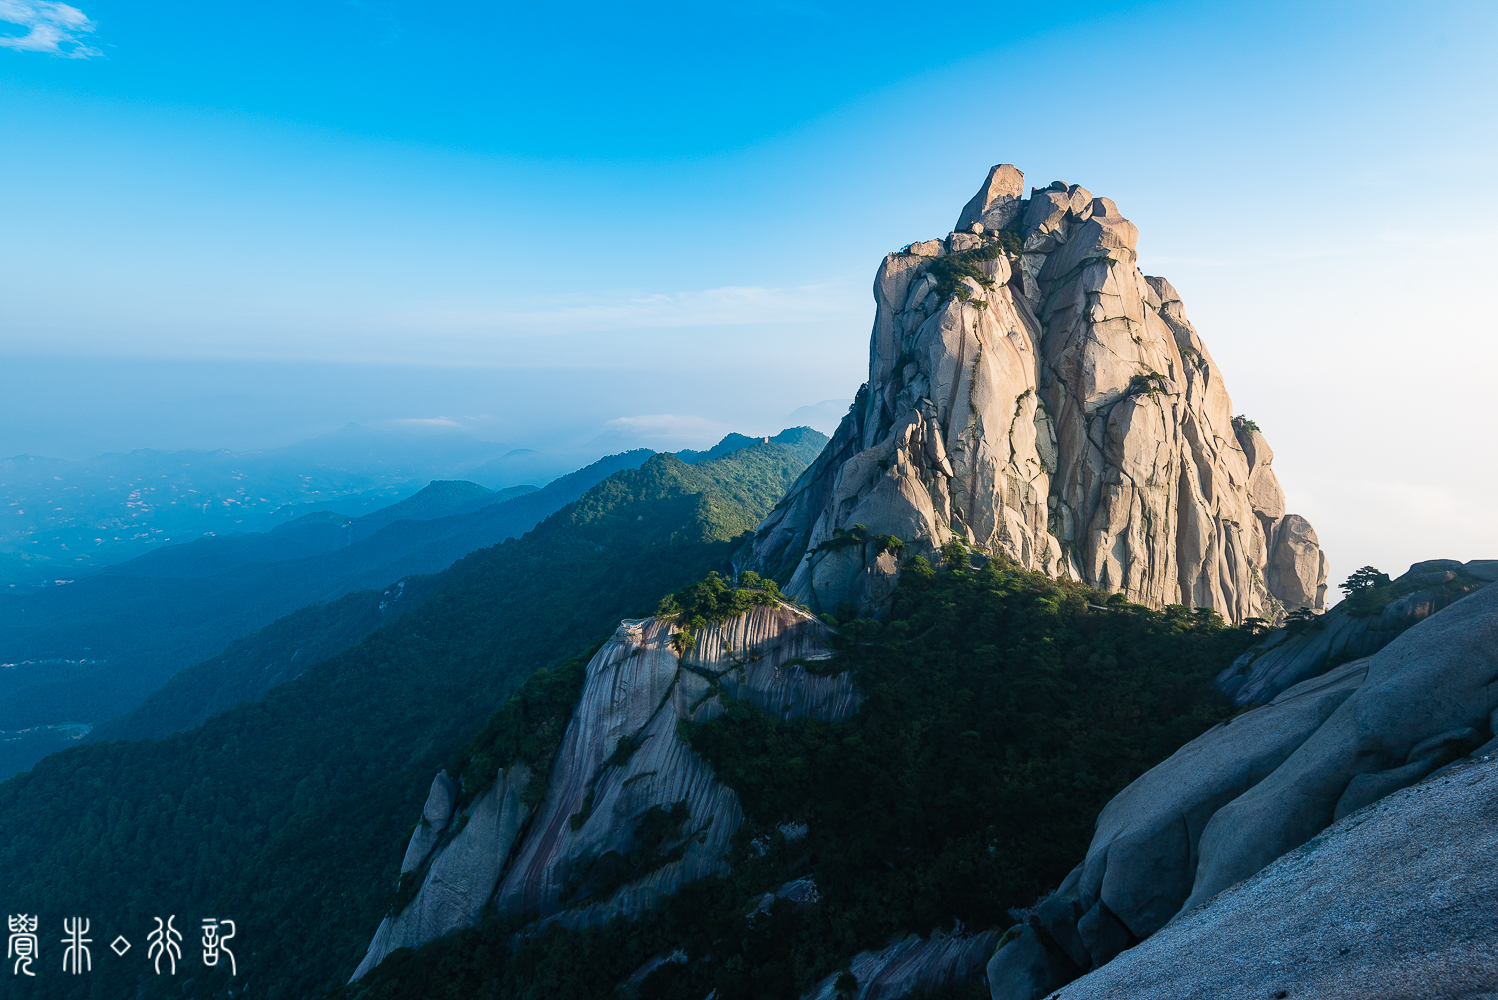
[352,601,857,980]
[801,929,1003,1000]
[1051,753,1498,999]
[988,576,1498,999]
[490,604,855,929]
[352,764,532,980]
[1218,558,1493,708]
[739,164,1328,621]
[954,163,1025,233]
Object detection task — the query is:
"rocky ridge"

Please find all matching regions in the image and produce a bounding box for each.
[1219,557,1498,707]
[988,565,1498,998]
[740,164,1328,623]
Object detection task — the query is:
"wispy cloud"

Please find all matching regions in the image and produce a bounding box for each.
[389,417,464,430]
[0,0,101,58]
[402,282,864,336]
[602,414,727,442]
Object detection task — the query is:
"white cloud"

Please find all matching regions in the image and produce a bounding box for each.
[0,0,101,58]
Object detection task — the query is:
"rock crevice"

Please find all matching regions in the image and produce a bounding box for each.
[739,164,1328,622]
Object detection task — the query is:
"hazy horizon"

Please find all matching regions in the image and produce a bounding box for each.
[0,354,852,462]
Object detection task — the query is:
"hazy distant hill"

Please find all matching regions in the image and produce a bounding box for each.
[0,451,649,778]
[87,578,442,744]
[0,424,615,590]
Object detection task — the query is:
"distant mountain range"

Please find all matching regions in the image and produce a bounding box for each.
[0,424,642,590]
[0,448,652,778]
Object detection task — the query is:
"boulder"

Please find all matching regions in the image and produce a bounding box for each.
[1467,559,1498,582]
[1218,559,1492,707]
[1186,581,1498,911]
[984,926,1074,1000]
[947,231,982,253]
[991,570,1498,998]
[955,163,1024,232]
[1071,659,1368,942]
[1266,513,1329,611]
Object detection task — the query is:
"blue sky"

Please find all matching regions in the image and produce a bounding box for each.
[2,0,1496,575]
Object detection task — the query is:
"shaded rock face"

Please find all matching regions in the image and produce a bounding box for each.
[352,602,856,980]
[988,576,1498,998]
[739,165,1327,622]
[1218,557,1493,707]
[491,604,855,929]
[352,764,532,980]
[801,929,1003,1000]
[1053,753,1498,999]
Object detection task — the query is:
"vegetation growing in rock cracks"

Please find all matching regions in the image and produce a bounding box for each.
[1337,561,1485,619]
[341,556,1259,1000]
[923,236,1016,302]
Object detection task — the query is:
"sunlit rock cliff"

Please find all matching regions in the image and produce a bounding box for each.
[353,601,859,980]
[739,164,1328,623]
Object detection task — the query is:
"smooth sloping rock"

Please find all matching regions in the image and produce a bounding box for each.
[1217,559,1491,707]
[1053,756,1498,999]
[1185,581,1498,911]
[1468,559,1498,582]
[1034,889,1089,970]
[989,573,1498,999]
[491,603,856,928]
[1071,659,1368,941]
[802,929,1003,1000]
[738,163,1328,622]
[351,764,531,980]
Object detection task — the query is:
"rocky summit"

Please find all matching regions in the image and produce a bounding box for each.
[740,164,1328,623]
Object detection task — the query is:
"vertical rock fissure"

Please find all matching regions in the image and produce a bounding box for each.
[739,163,1328,622]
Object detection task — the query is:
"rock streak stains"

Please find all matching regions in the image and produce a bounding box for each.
[352,602,858,979]
[739,165,1328,622]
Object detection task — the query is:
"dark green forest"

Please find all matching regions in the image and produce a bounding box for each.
[341,547,1260,1000]
[0,429,824,1000]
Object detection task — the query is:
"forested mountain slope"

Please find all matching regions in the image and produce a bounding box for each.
[0,450,649,772]
[342,558,1259,1000]
[0,428,824,1000]
[0,424,551,589]
[87,576,442,743]
[115,481,534,579]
